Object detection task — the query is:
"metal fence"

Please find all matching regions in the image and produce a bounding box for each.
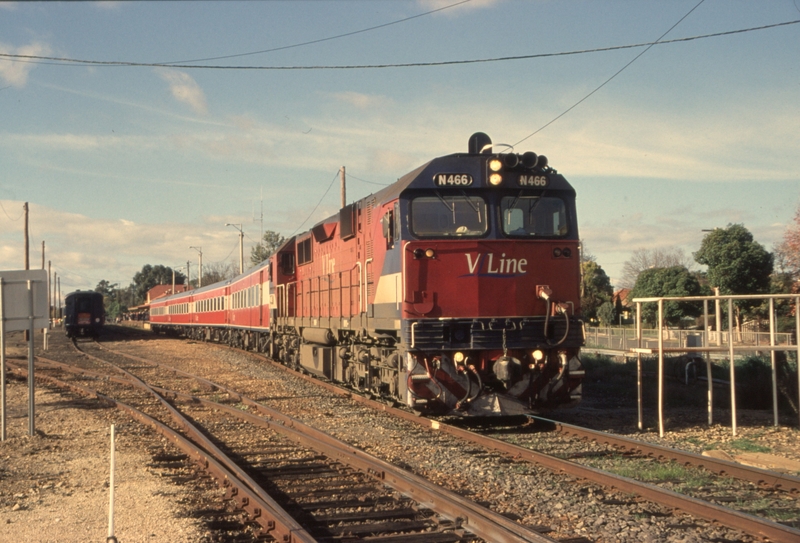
[585,327,794,355]
[624,293,800,438]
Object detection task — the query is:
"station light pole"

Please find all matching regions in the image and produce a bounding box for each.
[171,266,185,296]
[225,223,244,275]
[189,246,203,287]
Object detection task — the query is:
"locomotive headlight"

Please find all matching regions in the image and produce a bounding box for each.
[531,349,544,361]
[425,248,435,258]
[489,173,503,186]
[488,158,503,172]
[453,351,465,363]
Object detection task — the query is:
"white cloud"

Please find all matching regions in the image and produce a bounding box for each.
[0,201,248,292]
[0,41,52,88]
[156,69,208,115]
[332,91,393,110]
[416,0,506,15]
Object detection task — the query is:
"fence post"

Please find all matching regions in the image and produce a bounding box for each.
[657,299,665,438]
[796,297,800,430]
[636,302,643,431]
[769,298,778,427]
[729,298,737,437]
[703,299,713,426]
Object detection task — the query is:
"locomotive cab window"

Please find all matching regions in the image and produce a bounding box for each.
[501,195,567,237]
[297,236,313,266]
[410,193,487,238]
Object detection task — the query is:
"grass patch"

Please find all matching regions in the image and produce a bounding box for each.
[729,438,771,453]
[584,457,712,490]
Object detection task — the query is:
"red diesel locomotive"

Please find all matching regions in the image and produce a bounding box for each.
[150,133,585,416]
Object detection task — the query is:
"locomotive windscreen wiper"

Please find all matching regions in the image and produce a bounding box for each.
[528,190,547,226]
[461,190,482,223]
[434,190,457,224]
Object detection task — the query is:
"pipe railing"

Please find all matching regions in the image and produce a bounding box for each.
[627,293,800,438]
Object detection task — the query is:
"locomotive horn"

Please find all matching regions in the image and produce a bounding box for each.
[521,151,538,168]
[468,132,492,154]
[503,153,519,168]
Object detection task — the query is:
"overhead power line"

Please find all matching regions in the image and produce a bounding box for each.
[162,0,474,65]
[514,0,707,147]
[1,20,797,71]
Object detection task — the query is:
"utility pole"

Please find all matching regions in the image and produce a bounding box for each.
[41,241,45,270]
[23,203,29,340]
[186,261,191,289]
[340,166,346,209]
[225,224,244,274]
[48,261,51,322]
[23,202,29,270]
[190,247,203,288]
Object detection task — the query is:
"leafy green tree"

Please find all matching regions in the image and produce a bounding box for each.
[95,279,116,298]
[694,224,773,329]
[694,224,773,296]
[251,230,286,265]
[580,260,613,322]
[597,301,616,326]
[132,264,185,305]
[630,266,707,327]
[94,280,130,320]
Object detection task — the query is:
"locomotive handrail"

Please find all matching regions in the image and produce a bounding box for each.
[354,261,362,314]
[364,257,373,319]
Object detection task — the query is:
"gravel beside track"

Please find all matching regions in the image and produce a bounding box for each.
[3,324,799,542]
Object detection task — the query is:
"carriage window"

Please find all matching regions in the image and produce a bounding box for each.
[410,194,487,237]
[501,195,567,237]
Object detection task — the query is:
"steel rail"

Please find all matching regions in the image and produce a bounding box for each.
[35,350,558,543]
[91,333,800,542]
[7,363,314,543]
[211,346,800,543]
[529,415,800,494]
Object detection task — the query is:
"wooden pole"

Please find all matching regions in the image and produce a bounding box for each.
[23,203,29,271]
[23,203,29,341]
[48,262,52,321]
[340,166,346,209]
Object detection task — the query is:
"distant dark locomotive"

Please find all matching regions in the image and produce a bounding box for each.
[64,290,105,338]
[150,133,585,416]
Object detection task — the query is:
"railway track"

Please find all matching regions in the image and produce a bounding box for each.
[15,338,558,543]
[21,326,800,542]
[148,329,800,542]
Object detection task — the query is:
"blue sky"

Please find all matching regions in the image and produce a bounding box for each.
[1,0,798,296]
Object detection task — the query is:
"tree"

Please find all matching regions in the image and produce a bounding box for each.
[629,266,706,327]
[775,205,800,292]
[580,260,613,322]
[95,279,117,298]
[694,224,773,330]
[597,301,616,326]
[201,260,238,285]
[619,247,693,289]
[95,280,127,320]
[132,264,185,305]
[251,230,286,265]
[694,224,773,296]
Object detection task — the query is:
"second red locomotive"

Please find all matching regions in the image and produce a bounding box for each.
[150,133,585,416]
